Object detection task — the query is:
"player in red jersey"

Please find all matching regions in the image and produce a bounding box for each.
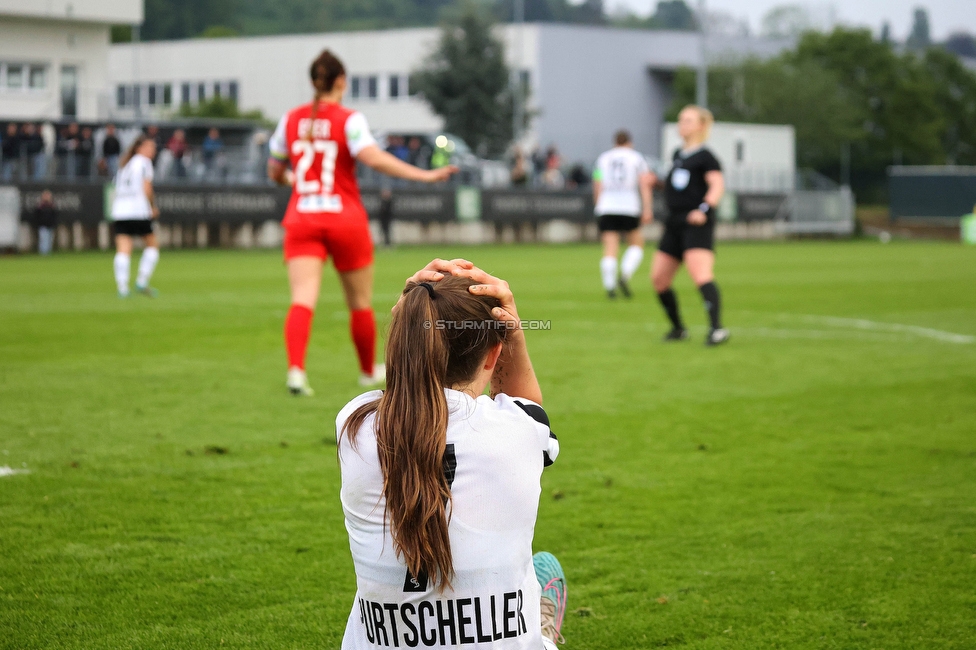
[268,50,456,395]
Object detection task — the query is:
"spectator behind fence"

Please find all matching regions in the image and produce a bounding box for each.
[511,146,529,187]
[166,129,188,178]
[22,123,46,179]
[2,123,19,180]
[406,136,429,169]
[378,188,394,247]
[387,135,410,162]
[101,124,121,177]
[568,163,589,189]
[542,146,565,189]
[34,190,58,255]
[202,127,223,175]
[57,123,80,179]
[78,127,94,178]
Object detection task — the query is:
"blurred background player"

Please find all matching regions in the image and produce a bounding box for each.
[267,50,457,396]
[337,258,566,650]
[652,105,729,346]
[33,190,58,256]
[111,134,160,298]
[593,130,655,299]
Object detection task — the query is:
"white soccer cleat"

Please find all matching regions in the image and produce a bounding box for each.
[286,367,314,396]
[358,363,386,388]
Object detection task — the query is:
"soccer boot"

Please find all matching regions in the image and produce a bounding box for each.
[534,552,567,645]
[706,328,730,346]
[617,276,632,299]
[135,283,159,298]
[358,363,386,388]
[286,367,314,396]
[662,327,689,342]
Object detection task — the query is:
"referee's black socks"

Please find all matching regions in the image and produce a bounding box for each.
[657,288,684,330]
[698,282,722,329]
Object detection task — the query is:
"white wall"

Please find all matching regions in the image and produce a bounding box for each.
[0,0,142,24]
[110,28,450,132]
[0,17,111,121]
[662,122,796,192]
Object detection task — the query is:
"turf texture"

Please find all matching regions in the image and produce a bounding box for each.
[1,241,975,649]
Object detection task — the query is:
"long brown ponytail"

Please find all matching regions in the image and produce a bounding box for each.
[342,276,508,590]
[307,49,346,140]
[119,133,149,169]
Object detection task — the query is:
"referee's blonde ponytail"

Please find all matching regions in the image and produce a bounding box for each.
[342,276,507,591]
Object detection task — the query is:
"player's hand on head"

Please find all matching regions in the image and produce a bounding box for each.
[393,258,475,312]
[459,267,521,326]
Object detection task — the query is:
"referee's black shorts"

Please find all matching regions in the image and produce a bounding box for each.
[658,215,715,260]
[597,214,640,233]
[112,219,155,237]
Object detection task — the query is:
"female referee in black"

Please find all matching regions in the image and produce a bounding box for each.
[651,105,729,346]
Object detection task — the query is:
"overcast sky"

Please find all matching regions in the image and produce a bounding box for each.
[607,0,975,40]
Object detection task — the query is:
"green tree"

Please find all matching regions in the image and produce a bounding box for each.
[648,0,695,30]
[667,27,976,201]
[411,3,515,155]
[178,96,267,122]
[905,7,931,52]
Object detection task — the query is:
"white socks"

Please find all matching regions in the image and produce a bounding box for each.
[136,247,159,289]
[600,256,618,291]
[620,245,644,280]
[114,252,130,294]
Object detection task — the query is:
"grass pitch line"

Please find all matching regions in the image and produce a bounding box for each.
[796,315,975,345]
[0,465,30,477]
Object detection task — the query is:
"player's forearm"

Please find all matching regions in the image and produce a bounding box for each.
[358,147,428,182]
[591,181,601,205]
[490,331,542,404]
[640,186,653,213]
[267,159,289,185]
[704,173,724,207]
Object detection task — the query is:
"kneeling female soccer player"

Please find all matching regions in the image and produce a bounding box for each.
[337,258,567,649]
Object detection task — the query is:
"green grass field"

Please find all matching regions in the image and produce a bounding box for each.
[2,241,975,649]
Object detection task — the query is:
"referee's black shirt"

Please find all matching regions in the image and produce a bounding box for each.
[665,147,721,223]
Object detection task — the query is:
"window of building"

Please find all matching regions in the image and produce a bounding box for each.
[181,82,191,105]
[148,84,158,105]
[213,82,222,99]
[228,81,238,104]
[7,64,24,89]
[389,75,400,99]
[367,75,378,100]
[29,65,46,89]
[197,82,206,102]
[60,65,78,117]
[350,76,361,99]
[163,83,172,106]
[131,84,141,109]
[116,84,127,107]
[735,140,745,163]
[408,73,420,97]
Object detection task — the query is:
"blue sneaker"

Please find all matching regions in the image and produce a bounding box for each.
[136,284,158,298]
[533,552,567,644]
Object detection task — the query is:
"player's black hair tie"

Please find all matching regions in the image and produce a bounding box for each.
[418,282,436,299]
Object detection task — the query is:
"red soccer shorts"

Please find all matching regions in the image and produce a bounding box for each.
[282,215,374,272]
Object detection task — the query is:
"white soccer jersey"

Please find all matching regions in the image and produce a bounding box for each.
[337,389,560,650]
[112,153,154,220]
[593,147,650,217]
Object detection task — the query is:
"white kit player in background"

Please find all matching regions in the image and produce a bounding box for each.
[111,134,161,298]
[337,259,567,650]
[592,130,656,299]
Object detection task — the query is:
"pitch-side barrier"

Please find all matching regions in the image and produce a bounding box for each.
[1,183,853,252]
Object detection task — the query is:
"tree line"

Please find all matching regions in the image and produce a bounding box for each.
[117,0,700,41]
[668,28,976,202]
